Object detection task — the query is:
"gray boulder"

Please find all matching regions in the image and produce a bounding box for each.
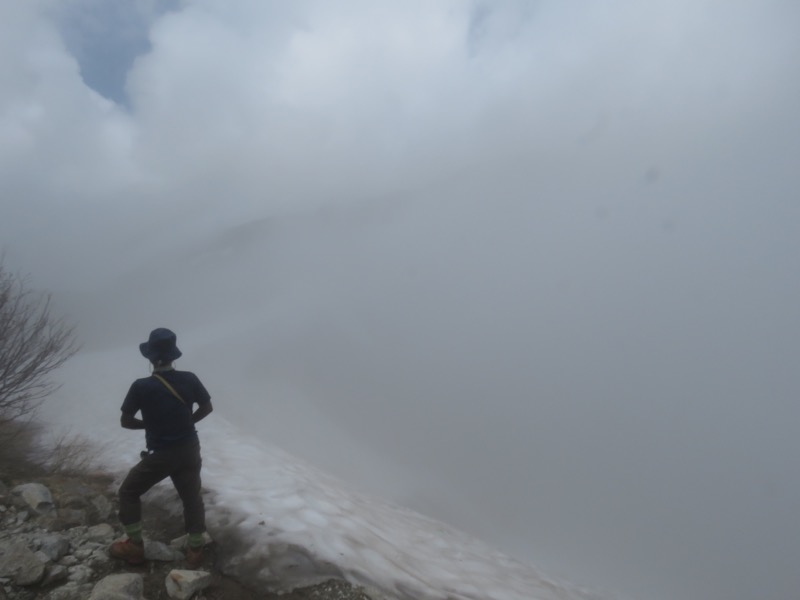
[39,533,71,561]
[86,523,115,542]
[41,508,88,531]
[43,563,70,586]
[45,582,95,600]
[88,573,144,600]
[10,483,54,515]
[0,539,46,586]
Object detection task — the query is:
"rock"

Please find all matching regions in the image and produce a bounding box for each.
[44,582,94,600]
[165,569,211,599]
[90,495,113,522]
[58,555,79,567]
[145,540,181,562]
[0,540,46,586]
[88,549,111,568]
[74,547,94,560]
[10,483,54,515]
[65,524,89,534]
[59,494,89,510]
[44,563,70,586]
[41,509,88,531]
[39,534,71,562]
[86,523,115,542]
[58,508,88,528]
[88,573,144,600]
[67,563,93,584]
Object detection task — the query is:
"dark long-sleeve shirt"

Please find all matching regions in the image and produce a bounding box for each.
[121,370,211,450]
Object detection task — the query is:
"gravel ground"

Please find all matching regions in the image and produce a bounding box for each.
[0,457,381,600]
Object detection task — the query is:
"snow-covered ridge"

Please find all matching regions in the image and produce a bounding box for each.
[197,420,605,600]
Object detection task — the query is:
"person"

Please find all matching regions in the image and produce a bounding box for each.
[109,327,214,567]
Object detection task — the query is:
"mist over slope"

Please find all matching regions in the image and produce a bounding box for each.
[55,167,800,600]
[2,1,799,599]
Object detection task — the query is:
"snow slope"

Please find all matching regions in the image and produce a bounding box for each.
[40,348,611,600]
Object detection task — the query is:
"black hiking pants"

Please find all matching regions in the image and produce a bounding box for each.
[118,439,205,534]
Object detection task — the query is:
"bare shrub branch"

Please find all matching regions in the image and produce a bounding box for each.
[0,258,79,431]
[35,430,108,475]
[0,419,42,478]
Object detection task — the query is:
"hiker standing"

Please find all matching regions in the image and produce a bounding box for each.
[109,328,214,567]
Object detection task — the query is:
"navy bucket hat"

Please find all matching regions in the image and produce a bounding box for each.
[139,328,183,363]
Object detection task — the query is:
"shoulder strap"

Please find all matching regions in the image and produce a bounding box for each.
[152,374,187,406]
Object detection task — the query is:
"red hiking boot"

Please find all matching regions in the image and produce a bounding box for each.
[186,545,204,569]
[109,539,145,565]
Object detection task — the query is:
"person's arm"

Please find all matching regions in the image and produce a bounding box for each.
[121,412,144,429]
[192,401,213,424]
[121,382,143,429]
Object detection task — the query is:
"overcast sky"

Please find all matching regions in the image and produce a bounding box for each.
[2,2,800,600]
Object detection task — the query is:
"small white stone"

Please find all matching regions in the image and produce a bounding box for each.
[59,555,79,566]
[67,564,94,584]
[165,569,212,599]
[88,549,110,568]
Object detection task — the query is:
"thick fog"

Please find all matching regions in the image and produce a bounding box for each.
[2,2,799,600]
